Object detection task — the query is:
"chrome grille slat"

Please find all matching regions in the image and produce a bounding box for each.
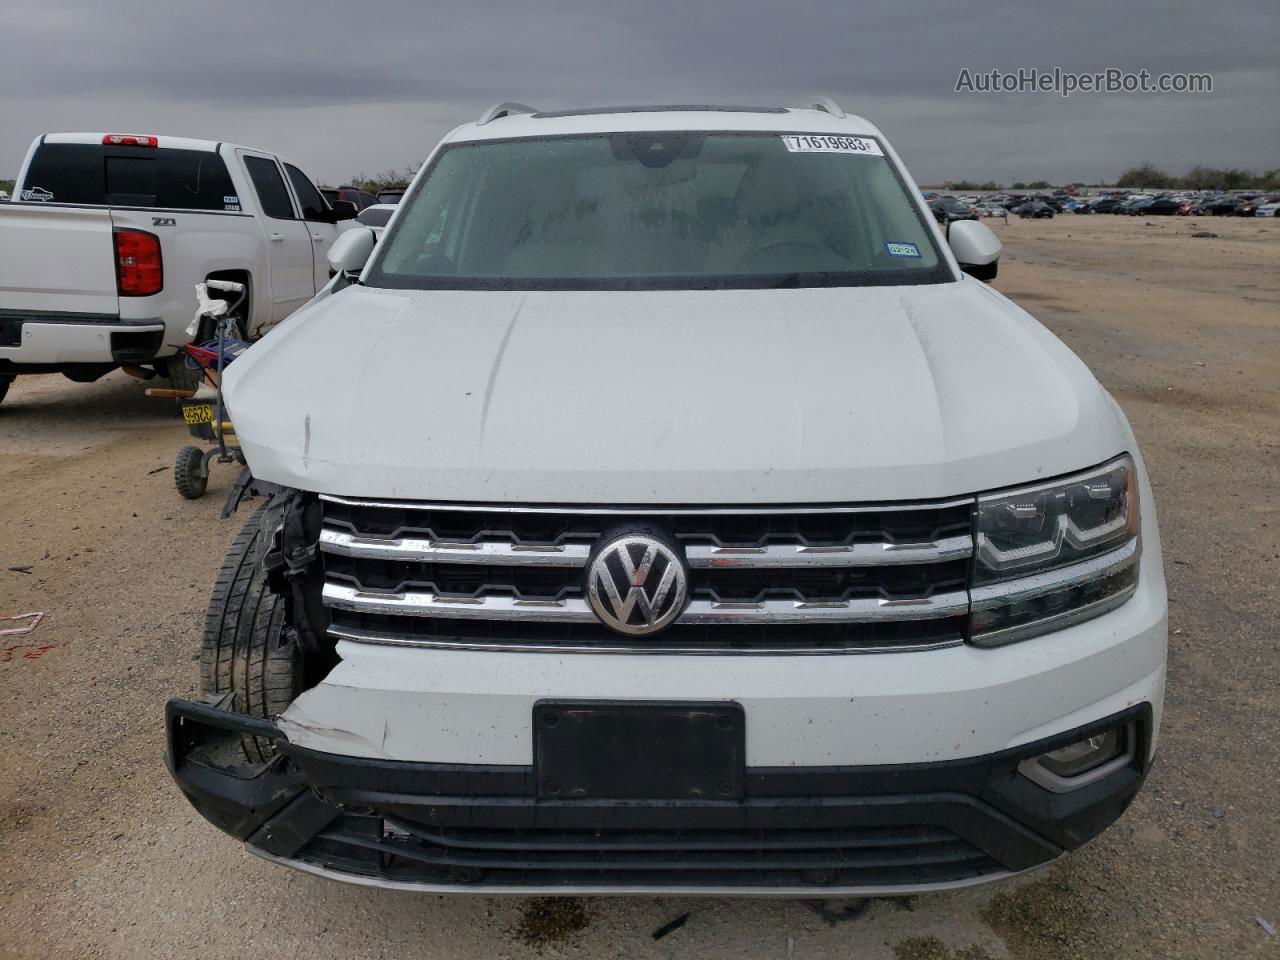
[320,527,974,569]
[319,529,592,566]
[323,582,970,624]
[685,535,973,568]
[325,623,964,656]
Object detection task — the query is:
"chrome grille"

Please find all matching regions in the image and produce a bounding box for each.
[319,495,975,654]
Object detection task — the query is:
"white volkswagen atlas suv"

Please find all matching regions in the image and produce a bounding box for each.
[165,99,1167,897]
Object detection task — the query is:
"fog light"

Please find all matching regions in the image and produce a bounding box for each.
[1019,723,1134,793]
[1039,728,1124,777]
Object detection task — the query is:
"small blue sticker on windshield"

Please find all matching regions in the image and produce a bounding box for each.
[885,242,921,258]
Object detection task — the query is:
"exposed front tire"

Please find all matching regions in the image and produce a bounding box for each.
[200,502,301,761]
[174,445,208,500]
[0,375,12,407]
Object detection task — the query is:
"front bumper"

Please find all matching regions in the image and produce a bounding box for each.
[166,698,1152,896]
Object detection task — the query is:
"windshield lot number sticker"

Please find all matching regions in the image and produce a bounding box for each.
[885,242,921,258]
[781,135,884,156]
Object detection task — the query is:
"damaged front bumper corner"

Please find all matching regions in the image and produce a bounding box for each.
[164,698,336,859]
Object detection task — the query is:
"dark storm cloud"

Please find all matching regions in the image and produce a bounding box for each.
[2,0,1277,183]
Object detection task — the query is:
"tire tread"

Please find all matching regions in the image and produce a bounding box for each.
[199,503,299,760]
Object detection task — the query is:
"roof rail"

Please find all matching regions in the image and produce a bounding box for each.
[477,102,538,125]
[801,96,846,119]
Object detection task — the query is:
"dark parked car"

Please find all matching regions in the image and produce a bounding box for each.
[1141,197,1182,216]
[1233,195,1266,216]
[320,185,378,211]
[928,196,979,224]
[1199,196,1239,216]
[1016,200,1055,219]
[1090,197,1124,214]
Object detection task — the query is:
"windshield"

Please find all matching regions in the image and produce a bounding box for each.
[367,132,951,290]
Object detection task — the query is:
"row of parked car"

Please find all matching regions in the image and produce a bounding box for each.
[926,193,1059,222]
[1076,193,1280,217]
[925,189,1280,223]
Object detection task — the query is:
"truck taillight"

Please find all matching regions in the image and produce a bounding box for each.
[114,229,163,297]
[103,134,158,147]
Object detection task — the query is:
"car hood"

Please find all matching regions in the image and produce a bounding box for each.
[224,281,1129,504]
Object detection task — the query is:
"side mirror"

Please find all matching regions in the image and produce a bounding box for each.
[326,227,376,275]
[324,200,358,223]
[948,220,1002,282]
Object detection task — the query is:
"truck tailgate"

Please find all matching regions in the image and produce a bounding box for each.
[0,204,119,316]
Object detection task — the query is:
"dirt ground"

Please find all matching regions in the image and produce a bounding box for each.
[1,213,1277,960]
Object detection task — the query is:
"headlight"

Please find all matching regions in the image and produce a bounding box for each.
[969,456,1140,646]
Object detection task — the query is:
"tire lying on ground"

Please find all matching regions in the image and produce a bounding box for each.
[200,502,302,762]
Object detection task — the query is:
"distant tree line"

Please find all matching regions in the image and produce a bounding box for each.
[946,179,1052,190]
[1114,162,1280,190]
[345,165,420,193]
[938,166,1279,192]
[948,180,1004,191]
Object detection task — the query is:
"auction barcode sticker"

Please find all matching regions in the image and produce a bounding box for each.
[781,134,884,156]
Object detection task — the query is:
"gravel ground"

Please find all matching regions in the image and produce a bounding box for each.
[1,213,1277,959]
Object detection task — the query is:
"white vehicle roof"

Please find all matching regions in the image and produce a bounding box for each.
[443,102,886,144]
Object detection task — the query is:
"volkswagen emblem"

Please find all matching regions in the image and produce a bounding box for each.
[587,533,688,636]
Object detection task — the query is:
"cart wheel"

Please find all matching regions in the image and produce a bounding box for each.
[175,446,208,500]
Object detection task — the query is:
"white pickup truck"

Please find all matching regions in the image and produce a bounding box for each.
[0,133,354,404]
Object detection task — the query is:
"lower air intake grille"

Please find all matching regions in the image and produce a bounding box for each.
[301,814,1001,889]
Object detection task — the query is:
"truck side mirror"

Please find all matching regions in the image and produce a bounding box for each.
[324,200,358,223]
[327,227,376,276]
[948,220,1002,282]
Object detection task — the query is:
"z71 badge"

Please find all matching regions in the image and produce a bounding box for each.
[152,217,177,226]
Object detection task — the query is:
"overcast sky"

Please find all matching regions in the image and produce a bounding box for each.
[2,0,1276,186]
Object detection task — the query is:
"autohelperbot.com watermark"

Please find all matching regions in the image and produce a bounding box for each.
[955,67,1213,98]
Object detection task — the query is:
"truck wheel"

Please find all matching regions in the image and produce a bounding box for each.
[174,445,208,500]
[200,502,302,762]
[0,375,12,407]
